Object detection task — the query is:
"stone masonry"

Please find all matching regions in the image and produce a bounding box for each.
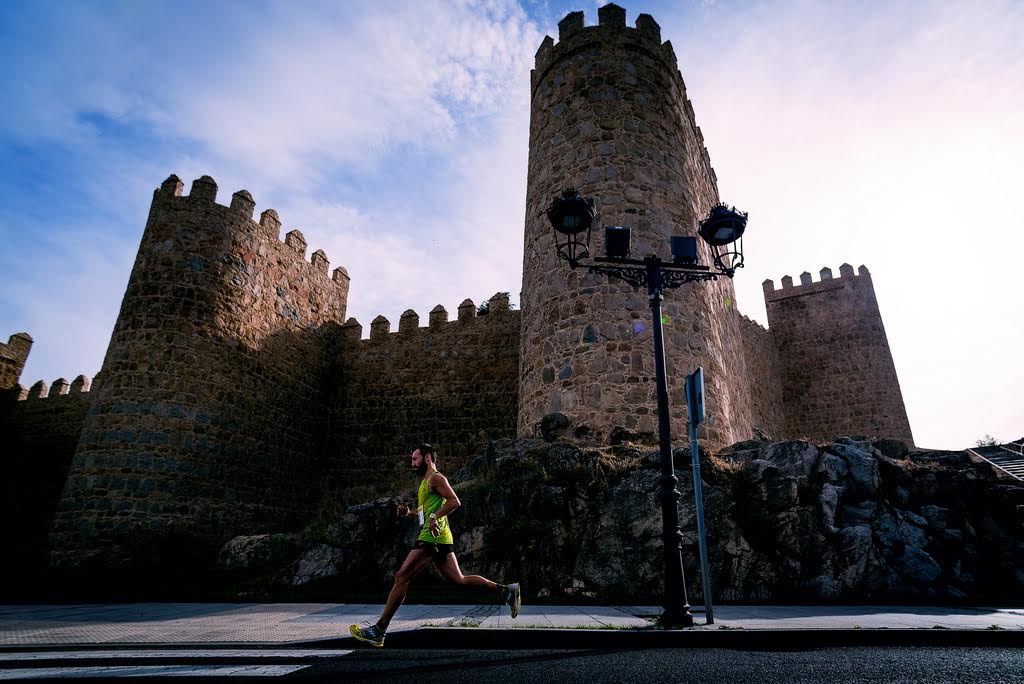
[0,5,913,572]
[764,265,914,446]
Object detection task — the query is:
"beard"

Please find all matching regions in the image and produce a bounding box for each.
[414,462,429,477]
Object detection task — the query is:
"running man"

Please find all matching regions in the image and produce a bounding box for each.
[350,443,521,647]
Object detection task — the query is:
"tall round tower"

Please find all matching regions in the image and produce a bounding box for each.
[519,5,754,449]
[50,175,350,569]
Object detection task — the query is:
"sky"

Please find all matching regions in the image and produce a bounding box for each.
[0,0,1020,450]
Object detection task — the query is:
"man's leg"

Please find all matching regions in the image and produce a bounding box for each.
[377,548,433,631]
[434,552,496,590]
[435,553,520,618]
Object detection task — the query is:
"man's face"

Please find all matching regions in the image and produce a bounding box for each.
[411,449,429,476]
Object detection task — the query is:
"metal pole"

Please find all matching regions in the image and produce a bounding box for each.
[687,392,714,624]
[646,259,694,628]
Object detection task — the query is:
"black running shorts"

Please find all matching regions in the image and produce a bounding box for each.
[414,540,454,562]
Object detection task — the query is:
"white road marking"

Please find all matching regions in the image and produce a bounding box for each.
[0,664,312,678]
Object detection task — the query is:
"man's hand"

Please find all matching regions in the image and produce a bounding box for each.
[396,503,410,518]
[428,516,441,537]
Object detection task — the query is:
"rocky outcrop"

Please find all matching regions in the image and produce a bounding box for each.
[219,432,1024,602]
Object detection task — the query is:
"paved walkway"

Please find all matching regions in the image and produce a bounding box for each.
[1,603,1022,648]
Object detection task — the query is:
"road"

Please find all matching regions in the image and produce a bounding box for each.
[292,647,1021,682]
[1,646,1020,680]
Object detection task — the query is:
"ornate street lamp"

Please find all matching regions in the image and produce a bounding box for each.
[545,191,747,628]
[546,188,596,264]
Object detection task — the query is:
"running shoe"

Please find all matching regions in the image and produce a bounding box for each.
[502,582,521,619]
[349,622,385,647]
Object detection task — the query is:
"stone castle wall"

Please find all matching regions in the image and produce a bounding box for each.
[736,314,786,438]
[48,176,352,567]
[326,296,520,506]
[765,265,914,446]
[0,379,92,576]
[519,7,757,450]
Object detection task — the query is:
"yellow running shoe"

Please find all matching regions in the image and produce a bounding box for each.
[349,622,385,647]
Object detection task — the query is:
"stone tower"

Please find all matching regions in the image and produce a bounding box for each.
[0,333,32,390]
[764,265,914,446]
[519,5,755,448]
[49,175,350,567]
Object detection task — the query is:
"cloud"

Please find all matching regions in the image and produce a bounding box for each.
[659,0,1024,447]
[1,0,542,381]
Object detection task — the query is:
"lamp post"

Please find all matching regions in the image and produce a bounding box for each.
[546,189,747,628]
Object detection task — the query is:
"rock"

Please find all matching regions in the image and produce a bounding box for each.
[609,425,657,446]
[920,505,951,530]
[211,437,1023,604]
[217,534,301,570]
[802,574,841,599]
[876,452,911,488]
[840,501,876,526]
[819,483,841,530]
[830,444,880,500]
[836,525,873,591]
[873,438,910,459]
[816,452,848,483]
[540,413,572,442]
[542,442,587,478]
[289,544,347,586]
[902,510,928,527]
[758,441,819,479]
[897,545,942,584]
[896,516,929,550]
[895,486,910,506]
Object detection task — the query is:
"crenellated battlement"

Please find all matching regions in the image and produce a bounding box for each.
[153,174,349,289]
[340,293,518,346]
[531,5,717,192]
[15,374,91,402]
[534,4,664,77]
[762,263,873,301]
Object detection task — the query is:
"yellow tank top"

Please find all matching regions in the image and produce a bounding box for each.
[417,472,453,544]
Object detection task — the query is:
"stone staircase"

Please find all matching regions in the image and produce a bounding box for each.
[969,439,1024,481]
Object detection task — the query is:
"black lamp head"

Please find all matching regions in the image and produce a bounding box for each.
[546,189,596,235]
[548,189,596,265]
[698,204,748,247]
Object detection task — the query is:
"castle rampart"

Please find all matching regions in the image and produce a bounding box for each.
[519,4,756,449]
[327,293,520,505]
[49,175,352,567]
[764,264,914,446]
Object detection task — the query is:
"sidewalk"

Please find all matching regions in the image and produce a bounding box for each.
[1,603,1022,650]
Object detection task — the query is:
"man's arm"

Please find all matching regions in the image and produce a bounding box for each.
[429,473,461,519]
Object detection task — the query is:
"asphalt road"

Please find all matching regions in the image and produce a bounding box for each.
[292,647,1024,682]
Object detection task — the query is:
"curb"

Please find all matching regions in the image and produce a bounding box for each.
[304,627,1024,650]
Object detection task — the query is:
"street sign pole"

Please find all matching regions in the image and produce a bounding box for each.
[685,367,714,624]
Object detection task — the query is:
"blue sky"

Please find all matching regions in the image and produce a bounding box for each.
[1,0,1020,449]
